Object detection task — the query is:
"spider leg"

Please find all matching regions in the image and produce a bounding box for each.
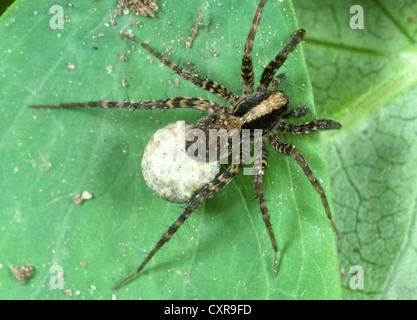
[254,140,279,276]
[241,0,267,96]
[269,73,286,92]
[257,29,305,92]
[112,161,243,290]
[277,119,342,135]
[268,133,340,241]
[29,97,227,114]
[281,106,310,119]
[123,34,239,107]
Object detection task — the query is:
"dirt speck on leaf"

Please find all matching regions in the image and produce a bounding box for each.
[73,191,93,205]
[185,9,203,48]
[10,265,34,284]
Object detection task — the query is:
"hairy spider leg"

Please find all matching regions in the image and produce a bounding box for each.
[29,97,226,114]
[112,162,243,290]
[277,119,342,135]
[269,73,286,92]
[123,34,239,106]
[257,29,306,92]
[254,140,279,276]
[241,0,267,96]
[281,106,310,119]
[268,134,341,240]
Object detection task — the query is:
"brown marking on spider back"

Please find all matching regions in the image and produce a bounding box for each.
[188,114,242,162]
[239,91,288,125]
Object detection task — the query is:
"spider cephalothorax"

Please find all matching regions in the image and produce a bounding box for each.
[30,0,341,290]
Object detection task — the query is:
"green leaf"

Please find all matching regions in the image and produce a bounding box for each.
[294,0,417,299]
[0,0,340,299]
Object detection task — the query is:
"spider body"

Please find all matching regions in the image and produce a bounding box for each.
[30,0,341,290]
[187,90,289,162]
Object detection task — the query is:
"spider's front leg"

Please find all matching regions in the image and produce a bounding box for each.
[254,140,279,276]
[257,29,306,92]
[241,0,267,95]
[113,161,243,290]
[277,119,342,135]
[268,133,340,241]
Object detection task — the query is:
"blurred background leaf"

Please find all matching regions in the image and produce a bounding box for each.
[294,0,417,299]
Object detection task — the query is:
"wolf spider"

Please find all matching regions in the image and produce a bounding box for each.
[30,0,341,290]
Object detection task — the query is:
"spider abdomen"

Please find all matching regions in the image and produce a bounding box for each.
[187,113,242,162]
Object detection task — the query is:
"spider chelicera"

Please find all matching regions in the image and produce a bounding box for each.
[30,0,341,290]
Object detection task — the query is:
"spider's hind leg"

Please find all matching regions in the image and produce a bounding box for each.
[268,134,340,241]
[254,140,279,276]
[112,161,243,290]
[123,34,239,107]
